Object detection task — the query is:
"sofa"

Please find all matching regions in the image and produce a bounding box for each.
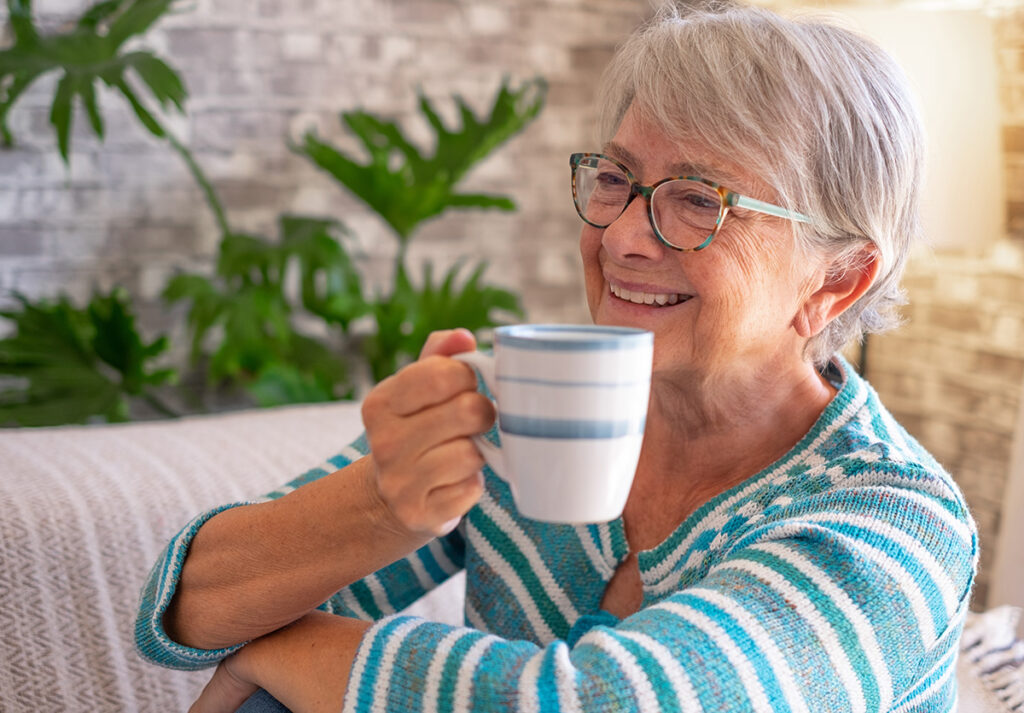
[0,401,1020,712]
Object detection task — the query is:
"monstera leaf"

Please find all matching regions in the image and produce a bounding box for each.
[358,260,523,383]
[295,77,547,242]
[163,216,361,405]
[0,289,176,426]
[405,260,522,349]
[0,0,185,162]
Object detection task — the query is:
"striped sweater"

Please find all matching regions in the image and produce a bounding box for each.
[136,358,977,712]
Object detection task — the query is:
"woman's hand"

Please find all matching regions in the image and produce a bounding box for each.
[188,656,259,713]
[189,612,371,713]
[362,328,495,539]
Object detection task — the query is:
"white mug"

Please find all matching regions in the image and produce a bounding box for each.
[454,324,653,523]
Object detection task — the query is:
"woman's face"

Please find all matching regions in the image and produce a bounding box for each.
[580,108,824,382]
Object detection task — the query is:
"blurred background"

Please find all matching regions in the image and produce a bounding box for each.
[0,0,1021,610]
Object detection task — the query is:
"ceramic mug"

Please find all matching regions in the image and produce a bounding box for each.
[454,324,653,523]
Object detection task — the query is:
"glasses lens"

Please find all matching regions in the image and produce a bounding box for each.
[574,156,630,227]
[651,179,723,249]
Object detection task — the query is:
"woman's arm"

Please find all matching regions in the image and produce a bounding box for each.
[330,478,975,712]
[164,456,422,650]
[140,329,494,656]
[188,611,370,713]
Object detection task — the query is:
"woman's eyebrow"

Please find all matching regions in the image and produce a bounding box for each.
[602,141,742,187]
[602,141,640,168]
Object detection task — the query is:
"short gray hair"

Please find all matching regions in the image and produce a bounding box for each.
[598,1,925,366]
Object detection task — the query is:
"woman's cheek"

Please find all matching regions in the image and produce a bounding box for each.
[579,227,604,312]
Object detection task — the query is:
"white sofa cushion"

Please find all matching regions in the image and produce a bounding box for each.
[0,402,374,712]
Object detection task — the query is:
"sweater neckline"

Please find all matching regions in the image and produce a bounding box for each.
[595,356,867,588]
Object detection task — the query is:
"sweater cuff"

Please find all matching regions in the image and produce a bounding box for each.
[134,501,253,670]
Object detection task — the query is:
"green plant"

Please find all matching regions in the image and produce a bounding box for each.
[0,0,544,424]
[164,216,362,406]
[0,0,228,227]
[0,289,176,426]
[0,0,198,424]
[292,79,542,379]
[168,81,542,395]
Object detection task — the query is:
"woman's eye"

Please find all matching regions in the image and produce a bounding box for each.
[686,193,718,210]
[596,171,627,186]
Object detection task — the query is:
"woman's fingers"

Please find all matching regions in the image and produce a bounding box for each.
[376,437,487,535]
[426,470,486,531]
[361,328,492,539]
[372,390,495,467]
[189,659,259,713]
[370,355,479,418]
[419,327,476,360]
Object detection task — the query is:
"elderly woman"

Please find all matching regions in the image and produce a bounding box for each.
[136,2,977,712]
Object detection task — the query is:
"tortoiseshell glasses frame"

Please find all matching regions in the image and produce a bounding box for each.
[570,152,812,252]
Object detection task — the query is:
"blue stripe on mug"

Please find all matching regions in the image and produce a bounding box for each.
[499,413,646,439]
[496,375,649,389]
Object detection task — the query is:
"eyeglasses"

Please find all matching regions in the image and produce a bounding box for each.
[570,152,811,251]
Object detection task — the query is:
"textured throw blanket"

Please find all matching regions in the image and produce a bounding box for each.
[0,402,371,711]
[958,607,1024,712]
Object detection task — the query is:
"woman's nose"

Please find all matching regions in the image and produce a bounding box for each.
[601,193,665,261]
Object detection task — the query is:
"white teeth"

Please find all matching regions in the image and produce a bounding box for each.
[610,284,687,307]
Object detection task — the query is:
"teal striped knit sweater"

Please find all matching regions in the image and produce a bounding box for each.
[136,358,977,712]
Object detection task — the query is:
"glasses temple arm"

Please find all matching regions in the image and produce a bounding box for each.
[732,194,812,224]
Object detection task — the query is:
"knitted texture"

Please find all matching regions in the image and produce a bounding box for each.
[0,400,366,713]
[136,359,978,712]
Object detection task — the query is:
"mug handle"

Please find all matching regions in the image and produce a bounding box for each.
[452,351,508,483]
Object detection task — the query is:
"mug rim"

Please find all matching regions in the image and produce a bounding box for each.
[495,324,653,351]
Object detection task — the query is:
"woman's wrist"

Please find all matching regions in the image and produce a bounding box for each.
[238,611,372,713]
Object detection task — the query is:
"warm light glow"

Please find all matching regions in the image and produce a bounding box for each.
[837,7,1005,252]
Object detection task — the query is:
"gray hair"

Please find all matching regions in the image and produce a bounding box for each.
[598,0,925,366]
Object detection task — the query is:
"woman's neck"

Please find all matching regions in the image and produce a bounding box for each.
[636,356,836,501]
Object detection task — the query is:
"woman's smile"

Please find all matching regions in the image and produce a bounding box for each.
[607,279,694,308]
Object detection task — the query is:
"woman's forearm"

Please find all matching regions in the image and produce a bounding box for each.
[188,611,370,713]
[164,456,423,650]
[245,611,369,713]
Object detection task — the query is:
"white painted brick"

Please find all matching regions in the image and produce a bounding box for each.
[537,247,578,285]
[291,185,335,215]
[992,313,1021,350]
[0,190,18,222]
[464,4,511,34]
[943,274,979,303]
[282,31,324,61]
[34,0,91,16]
[990,239,1024,272]
[138,264,175,301]
[380,35,417,63]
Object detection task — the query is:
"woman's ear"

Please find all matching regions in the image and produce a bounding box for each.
[793,246,881,339]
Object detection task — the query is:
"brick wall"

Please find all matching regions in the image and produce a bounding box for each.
[824,1,1024,606]
[868,242,1024,606]
[0,0,648,333]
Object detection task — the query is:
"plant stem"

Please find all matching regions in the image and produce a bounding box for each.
[141,389,181,419]
[165,132,231,236]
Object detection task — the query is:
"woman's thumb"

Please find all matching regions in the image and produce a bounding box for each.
[418,328,477,360]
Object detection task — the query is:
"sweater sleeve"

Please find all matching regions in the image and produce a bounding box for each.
[340,466,977,712]
[134,433,467,670]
